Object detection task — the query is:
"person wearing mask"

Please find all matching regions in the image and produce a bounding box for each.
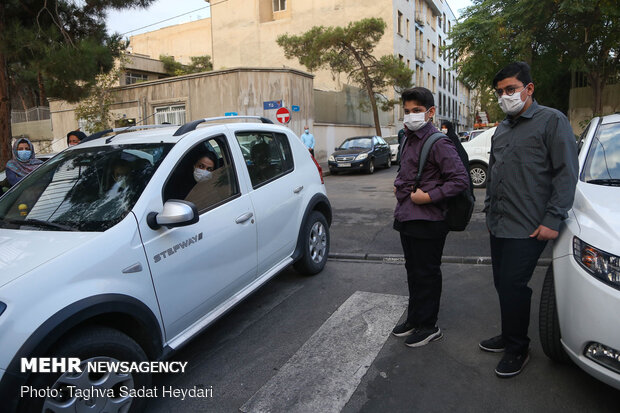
[67,130,87,146]
[392,87,469,347]
[480,61,578,377]
[5,137,43,187]
[301,126,315,157]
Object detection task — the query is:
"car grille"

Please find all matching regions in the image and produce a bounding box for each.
[336,155,356,161]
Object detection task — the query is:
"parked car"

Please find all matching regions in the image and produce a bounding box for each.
[458,131,469,141]
[0,117,332,412]
[462,126,496,188]
[328,135,391,174]
[539,113,620,390]
[384,135,400,164]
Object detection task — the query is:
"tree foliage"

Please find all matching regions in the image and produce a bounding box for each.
[0,0,155,168]
[277,18,414,136]
[160,54,213,76]
[447,0,619,118]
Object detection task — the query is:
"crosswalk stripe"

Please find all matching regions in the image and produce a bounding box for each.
[240,291,407,413]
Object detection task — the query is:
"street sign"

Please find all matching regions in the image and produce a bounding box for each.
[263,100,283,110]
[291,105,300,112]
[276,107,291,124]
[225,112,238,116]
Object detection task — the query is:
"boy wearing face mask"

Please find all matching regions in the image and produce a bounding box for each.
[480,61,578,378]
[392,87,469,347]
[5,137,43,187]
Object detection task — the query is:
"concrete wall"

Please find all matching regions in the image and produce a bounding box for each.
[10,119,55,155]
[129,18,213,65]
[569,83,620,133]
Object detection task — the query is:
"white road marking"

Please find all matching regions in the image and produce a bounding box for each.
[240,291,407,413]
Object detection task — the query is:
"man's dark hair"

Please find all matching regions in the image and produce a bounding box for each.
[401,87,434,109]
[492,61,533,88]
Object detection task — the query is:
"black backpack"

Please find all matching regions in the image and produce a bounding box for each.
[412,132,475,231]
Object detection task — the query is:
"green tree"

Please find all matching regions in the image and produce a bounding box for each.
[0,0,155,168]
[447,0,619,117]
[277,18,414,136]
[160,54,213,76]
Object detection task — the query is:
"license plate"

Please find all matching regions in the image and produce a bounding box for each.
[338,162,351,167]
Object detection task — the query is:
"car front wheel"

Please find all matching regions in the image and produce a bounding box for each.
[469,164,488,188]
[539,265,570,363]
[386,156,392,168]
[21,326,151,413]
[366,159,375,174]
[294,211,330,275]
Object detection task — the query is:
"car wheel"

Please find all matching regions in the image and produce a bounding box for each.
[386,156,392,168]
[20,326,151,413]
[366,159,375,174]
[539,265,570,363]
[294,211,330,275]
[469,164,488,188]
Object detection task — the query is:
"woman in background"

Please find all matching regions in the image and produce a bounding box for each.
[5,137,43,187]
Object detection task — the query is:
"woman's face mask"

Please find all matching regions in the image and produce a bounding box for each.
[441,128,448,134]
[17,150,32,162]
[194,168,213,182]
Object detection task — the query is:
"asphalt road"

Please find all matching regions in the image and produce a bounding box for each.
[145,168,618,412]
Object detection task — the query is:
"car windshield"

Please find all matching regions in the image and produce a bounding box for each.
[384,136,399,145]
[0,143,172,232]
[339,137,372,149]
[582,121,620,185]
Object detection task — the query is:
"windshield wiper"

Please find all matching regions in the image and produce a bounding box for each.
[586,178,620,186]
[2,218,79,231]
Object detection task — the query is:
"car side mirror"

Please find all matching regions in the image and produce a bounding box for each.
[147,200,199,230]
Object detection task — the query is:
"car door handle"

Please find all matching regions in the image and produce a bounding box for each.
[294,186,304,194]
[235,212,254,224]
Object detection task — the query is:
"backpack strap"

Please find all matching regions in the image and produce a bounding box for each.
[414,132,448,190]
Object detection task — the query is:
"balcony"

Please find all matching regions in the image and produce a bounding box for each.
[415,49,426,63]
[414,12,425,26]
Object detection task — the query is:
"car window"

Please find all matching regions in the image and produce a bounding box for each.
[0,144,172,231]
[339,137,372,149]
[581,121,620,182]
[236,131,294,188]
[164,135,240,212]
[377,137,387,145]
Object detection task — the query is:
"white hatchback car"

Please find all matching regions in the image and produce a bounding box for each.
[461,127,496,188]
[0,117,331,411]
[539,113,620,390]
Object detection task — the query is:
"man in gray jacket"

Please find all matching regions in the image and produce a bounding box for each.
[480,62,578,377]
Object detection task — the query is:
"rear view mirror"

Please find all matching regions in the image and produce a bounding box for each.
[147,200,198,230]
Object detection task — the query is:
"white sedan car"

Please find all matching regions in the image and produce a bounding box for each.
[539,113,620,390]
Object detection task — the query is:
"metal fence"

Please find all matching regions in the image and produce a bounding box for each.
[11,106,51,123]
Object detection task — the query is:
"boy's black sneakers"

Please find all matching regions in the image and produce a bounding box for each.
[495,352,530,377]
[392,321,416,337]
[479,335,506,353]
[405,326,443,347]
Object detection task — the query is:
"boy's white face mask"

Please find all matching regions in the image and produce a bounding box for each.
[498,84,531,116]
[403,110,428,131]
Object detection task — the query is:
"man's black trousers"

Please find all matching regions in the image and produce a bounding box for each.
[490,235,547,355]
[400,233,447,328]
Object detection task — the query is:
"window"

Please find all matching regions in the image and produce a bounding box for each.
[432,75,436,93]
[399,54,404,62]
[427,39,430,57]
[164,136,239,212]
[125,72,148,85]
[397,11,403,35]
[406,19,410,41]
[273,0,286,12]
[236,132,294,188]
[154,104,186,125]
[432,44,436,62]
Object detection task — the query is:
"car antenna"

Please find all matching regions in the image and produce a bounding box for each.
[104,111,159,144]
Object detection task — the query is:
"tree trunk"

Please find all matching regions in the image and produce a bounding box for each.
[588,72,604,117]
[0,3,13,169]
[37,71,47,107]
[349,47,382,136]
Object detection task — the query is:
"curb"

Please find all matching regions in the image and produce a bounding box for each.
[329,252,551,267]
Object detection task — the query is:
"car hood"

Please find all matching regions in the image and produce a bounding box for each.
[0,229,99,288]
[572,182,620,251]
[332,149,370,156]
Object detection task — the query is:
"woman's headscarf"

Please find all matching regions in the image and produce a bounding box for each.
[67,130,87,146]
[5,137,43,178]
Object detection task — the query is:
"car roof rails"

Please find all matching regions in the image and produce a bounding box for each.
[82,124,176,144]
[173,116,273,136]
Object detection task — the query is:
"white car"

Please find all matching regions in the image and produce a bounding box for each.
[0,117,331,411]
[539,113,620,390]
[461,126,496,188]
[384,135,400,164]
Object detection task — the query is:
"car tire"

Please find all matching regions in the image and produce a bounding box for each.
[539,265,570,363]
[294,211,330,275]
[366,159,375,174]
[20,326,151,413]
[469,164,488,188]
[386,156,392,168]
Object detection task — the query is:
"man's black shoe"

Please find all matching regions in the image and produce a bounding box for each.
[479,335,505,353]
[405,326,443,347]
[392,321,416,337]
[495,352,530,377]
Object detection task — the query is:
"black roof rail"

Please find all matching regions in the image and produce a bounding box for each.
[173,116,274,136]
[81,124,177,143]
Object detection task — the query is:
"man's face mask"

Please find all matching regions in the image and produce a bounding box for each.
[194,168,213,182]
[403,110,429,131]
[17,150,31,162]
[497,84,531,116]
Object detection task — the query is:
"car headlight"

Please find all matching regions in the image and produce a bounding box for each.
[355,153,368,161]
[328,155,335,162]
[573,237,620,290]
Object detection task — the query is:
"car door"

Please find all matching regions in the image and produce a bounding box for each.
[234,130,303,276]
[138,134,257,340]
